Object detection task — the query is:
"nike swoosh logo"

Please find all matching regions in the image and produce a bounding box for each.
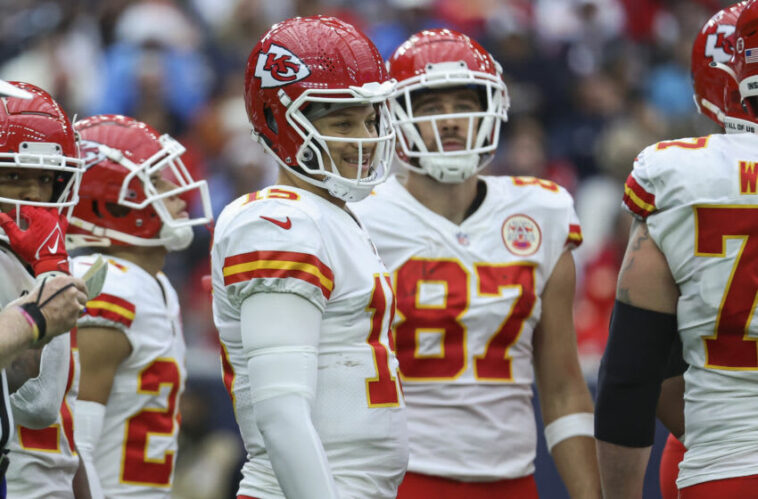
[35,223,64,260]
[47,236,60,254]
[260,216,292,230]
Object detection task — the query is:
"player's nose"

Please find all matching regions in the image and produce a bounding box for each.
[438,112,461,131]
[19,179,44,202]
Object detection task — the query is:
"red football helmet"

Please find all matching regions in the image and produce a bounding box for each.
[387,29,509,183]
[691,1,752,131]
[0,81,83,217]
[244,16,395,202]
[68,115,212,251]
[731,0,758,127]
[0,79,32,99]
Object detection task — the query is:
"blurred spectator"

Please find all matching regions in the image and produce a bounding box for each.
[574,209,632,377]
[90,0,213,134]
[644,38,695,121]
[550,70,625,177]
[494,116,579,193]
[572,98,666,375]
[0,4,102,112]
[173,385,243,499]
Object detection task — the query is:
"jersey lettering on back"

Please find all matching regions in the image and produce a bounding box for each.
[622,133,758,488]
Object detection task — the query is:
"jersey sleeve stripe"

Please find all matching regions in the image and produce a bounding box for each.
[84,293,136,327]
[224,250,334,280]
[224,267,333,299]
[107,259,129,273]
[623,175,656,218]
[566,224,583,247]
[222,251,334,298]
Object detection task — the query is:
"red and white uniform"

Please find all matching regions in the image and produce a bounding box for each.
[0,245,74,498]
[352,175,582,481]
[212,186,407,498]
[71,254,186,498]
[7,338,77,499]
[622,133,758,488]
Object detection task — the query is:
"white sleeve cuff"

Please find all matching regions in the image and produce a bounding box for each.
[545,412,594,452]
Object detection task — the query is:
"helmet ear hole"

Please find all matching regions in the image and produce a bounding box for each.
[91,200,103,219]
[259,105,277,149]
[105,202,130,218]
[302,142,323,170]
[264,105,278,135]
[743,96,758,118]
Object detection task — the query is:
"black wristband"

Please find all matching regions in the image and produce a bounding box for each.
[19,302,47,344]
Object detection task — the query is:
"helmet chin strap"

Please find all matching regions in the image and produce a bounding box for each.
[322,176,374,202]
[160,224,194,251]
[67,217,194,251]
[419,153,480,183]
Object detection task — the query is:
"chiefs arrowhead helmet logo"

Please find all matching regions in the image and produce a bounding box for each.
[254,43,311,88]
[79,139,107,169]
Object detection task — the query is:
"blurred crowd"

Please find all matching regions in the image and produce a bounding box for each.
[0,0,731,375]
[1,0,734,495]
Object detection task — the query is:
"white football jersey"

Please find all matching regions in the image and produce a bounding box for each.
[0,245,33,306]
[7,335,77,499]
[0,245,27,455]
[212,186,408,499]
[352,175,582,481]
[623,133,758,488]
[0,245,76,498]
[72,254,187,498]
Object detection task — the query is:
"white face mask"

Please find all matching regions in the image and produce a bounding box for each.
[252,81,397,203]
[66,136,213,252]
[418,153,481,183]
[160,224,194,251]
[390,63,509,183]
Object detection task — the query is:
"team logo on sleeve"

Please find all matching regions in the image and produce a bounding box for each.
[502,214,541,256]
[254,44,311,88]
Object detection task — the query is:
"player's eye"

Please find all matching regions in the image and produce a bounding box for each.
[455,101,479,112]
[415,103,442,115]
[0,172,20,181]
[39,174,53,184]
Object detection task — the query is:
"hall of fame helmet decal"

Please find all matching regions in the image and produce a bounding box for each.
[502,214,541,256]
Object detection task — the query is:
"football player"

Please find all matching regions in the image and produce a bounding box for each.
[595,1,758,497]
[211,16,406,499]
[0,81,88,498]
[657,3,750,498]
[68,114,212,498]
[351,29,600,498]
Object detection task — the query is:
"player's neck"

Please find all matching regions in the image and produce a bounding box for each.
[276,170,347,209]
[403,173,482,225]
[100,245,167,277]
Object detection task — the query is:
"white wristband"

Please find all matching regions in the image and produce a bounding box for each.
[544,412,594,452]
